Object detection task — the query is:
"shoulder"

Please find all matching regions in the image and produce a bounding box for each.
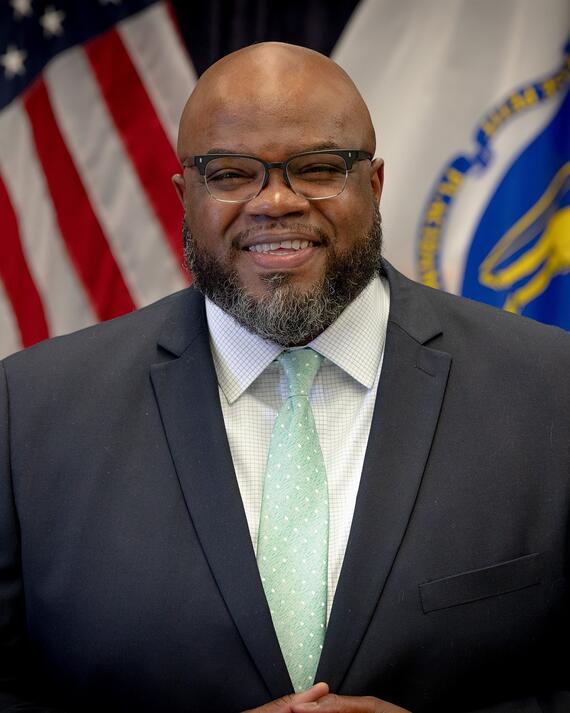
[1,287,205,384]
[385,260,570,357]
[383,261,570,409]
[425,281,569,364]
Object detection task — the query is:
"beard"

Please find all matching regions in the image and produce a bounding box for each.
[183,210,383,346]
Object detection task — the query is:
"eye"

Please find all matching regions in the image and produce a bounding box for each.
[208,169,252,183]
[290,160,346,181]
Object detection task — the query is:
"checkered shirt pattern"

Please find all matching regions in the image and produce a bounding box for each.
[205,274,390,621]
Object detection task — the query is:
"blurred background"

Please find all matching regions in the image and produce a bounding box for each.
[1,0,568,358]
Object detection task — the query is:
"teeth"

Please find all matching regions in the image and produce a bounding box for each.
[249,239,312,252]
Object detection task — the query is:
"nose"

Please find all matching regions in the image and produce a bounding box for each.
[243,168,310,218]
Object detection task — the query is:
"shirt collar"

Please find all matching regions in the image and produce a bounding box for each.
[206,273,390,404]
[311,274,389,388]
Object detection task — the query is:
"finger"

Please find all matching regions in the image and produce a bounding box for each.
[292,693,411,712]
[242,682,329,712]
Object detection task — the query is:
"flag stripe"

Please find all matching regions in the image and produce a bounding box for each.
[118,2,197,150]
[85,28,185,265]
[45,47,187,307]
[23,79,136,321]
[0,173,49,347]
[0,281,21,358]
[0,100,96,340]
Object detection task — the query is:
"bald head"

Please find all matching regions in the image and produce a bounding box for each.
[177,42,375,160]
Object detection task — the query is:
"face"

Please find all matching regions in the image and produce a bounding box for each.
[173,51,384,344]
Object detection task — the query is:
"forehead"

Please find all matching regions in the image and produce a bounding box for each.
[181,68,369,159]
[202,107,355,156]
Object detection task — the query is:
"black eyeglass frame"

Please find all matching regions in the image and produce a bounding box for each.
[182,149,373,203]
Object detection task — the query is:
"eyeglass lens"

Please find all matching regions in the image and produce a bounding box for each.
[204,153,348,201]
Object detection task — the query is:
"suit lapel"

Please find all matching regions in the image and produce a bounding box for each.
[316,264,452,691]
[150,290,291,698]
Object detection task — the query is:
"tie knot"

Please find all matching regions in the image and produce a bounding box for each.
[278,348,323,398]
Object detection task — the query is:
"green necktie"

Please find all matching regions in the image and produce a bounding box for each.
[257,348,329,692]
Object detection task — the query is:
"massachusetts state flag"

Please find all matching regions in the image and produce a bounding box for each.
[0,0,194,358]
[334,0,569,329]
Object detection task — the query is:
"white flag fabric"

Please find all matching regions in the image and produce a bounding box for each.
[334,0,569,329]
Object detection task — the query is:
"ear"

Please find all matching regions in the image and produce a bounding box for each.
[370,157,384,205]
[172,173,186,207]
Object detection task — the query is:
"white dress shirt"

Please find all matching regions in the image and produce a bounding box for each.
[206,274,390,620]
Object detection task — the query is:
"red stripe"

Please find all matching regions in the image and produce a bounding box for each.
[0,173,49,347]
[23,79,136,321]
[86,29,185,268]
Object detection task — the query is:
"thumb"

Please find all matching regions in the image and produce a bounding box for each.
[292,683,330,705]
[242,682,329,713]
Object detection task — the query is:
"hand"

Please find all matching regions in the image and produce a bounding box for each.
[291,693,411,713]
[242,682,329,712]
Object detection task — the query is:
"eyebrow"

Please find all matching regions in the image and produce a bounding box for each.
[205,141,343,156]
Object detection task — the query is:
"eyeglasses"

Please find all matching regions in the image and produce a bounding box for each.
[182,149,373,203]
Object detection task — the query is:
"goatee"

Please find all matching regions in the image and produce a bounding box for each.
[183,211,383,346]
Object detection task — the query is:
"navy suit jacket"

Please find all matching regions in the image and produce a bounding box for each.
[1,262,569,712]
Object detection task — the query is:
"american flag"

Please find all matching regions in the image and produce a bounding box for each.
[0,0,195,358]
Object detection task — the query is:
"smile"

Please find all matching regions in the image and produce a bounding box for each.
[242,235,323,271]
[248,239,312,253]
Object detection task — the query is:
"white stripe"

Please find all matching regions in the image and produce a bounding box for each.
[0,280,22,359]
[0,101,96,338]
[45,47,187,307]
[118,1,197,150]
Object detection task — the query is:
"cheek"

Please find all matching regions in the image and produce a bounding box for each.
[325,196,374,248]
[186,198,237,256]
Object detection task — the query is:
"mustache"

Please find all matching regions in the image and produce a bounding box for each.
[231,222,330,250]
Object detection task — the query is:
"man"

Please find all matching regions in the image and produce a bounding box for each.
[0,42,568,713]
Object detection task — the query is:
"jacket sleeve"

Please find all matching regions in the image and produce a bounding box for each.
[0,362,66,712]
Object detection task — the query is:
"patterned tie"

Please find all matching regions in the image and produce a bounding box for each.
[257,348,329,692]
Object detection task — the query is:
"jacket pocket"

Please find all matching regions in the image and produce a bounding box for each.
[419,552,542,613]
